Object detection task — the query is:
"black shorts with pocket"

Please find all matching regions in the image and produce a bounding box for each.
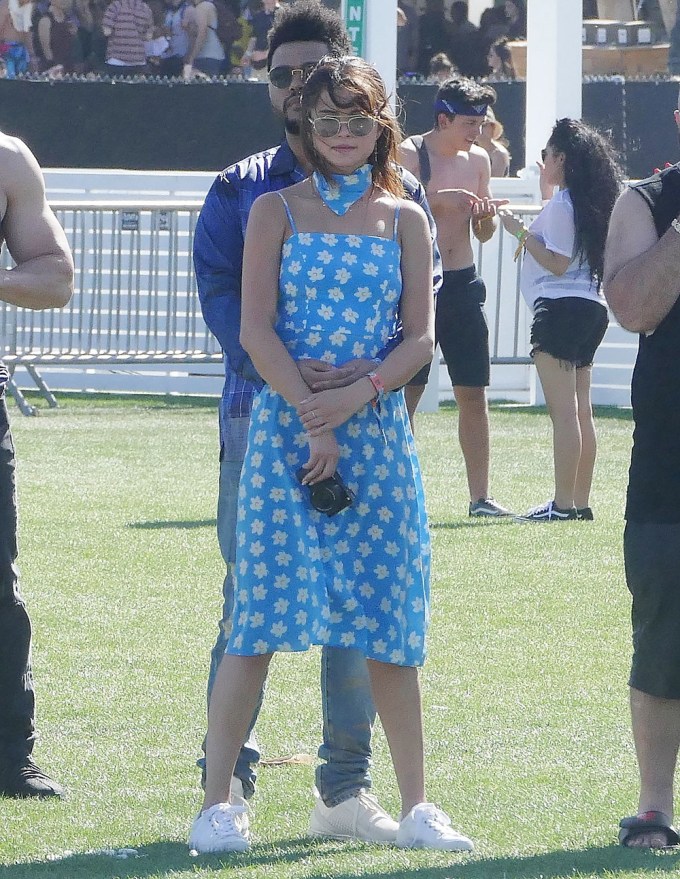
[624,520,680,700]
[530,296,608,368]
[408,267,489,388]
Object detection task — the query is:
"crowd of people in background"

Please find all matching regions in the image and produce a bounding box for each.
[398,0,525,80]
[0,0,279,79]
[4,0,674,82]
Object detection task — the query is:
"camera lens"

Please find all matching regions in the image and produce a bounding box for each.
[311,484,337,513]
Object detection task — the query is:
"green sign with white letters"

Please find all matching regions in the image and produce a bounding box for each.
[344,0,366,58]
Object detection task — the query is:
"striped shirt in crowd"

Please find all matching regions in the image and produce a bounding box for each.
[102,0,153,66]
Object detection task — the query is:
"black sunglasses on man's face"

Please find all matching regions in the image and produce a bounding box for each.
[268,62,319,89]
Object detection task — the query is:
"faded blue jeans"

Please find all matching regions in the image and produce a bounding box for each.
[203,414,376,806]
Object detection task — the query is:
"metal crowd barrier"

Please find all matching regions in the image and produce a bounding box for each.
[1,200,219,414]
[1,200,542,415]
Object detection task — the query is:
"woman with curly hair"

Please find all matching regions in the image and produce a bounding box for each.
[500,118,622,522]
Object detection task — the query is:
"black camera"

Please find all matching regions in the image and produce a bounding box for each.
[296,468,355,517]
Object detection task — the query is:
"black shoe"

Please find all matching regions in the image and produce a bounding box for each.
[468,497,513,518]
[576,506,594,521]
[514,500,577,522]
[0,757,64,798]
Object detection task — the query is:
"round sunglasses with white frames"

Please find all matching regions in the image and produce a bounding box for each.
[310,114,378,138]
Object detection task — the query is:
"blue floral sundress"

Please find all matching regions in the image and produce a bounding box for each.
[227,195,431,667]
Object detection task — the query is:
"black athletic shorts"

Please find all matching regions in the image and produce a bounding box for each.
[530,297,608,368]
[408,267,489,388]
[624,520,680,700]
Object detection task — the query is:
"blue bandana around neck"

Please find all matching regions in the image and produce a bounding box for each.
[312,164,373,216]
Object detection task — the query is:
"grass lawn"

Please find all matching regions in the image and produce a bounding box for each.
[0,392,677,879]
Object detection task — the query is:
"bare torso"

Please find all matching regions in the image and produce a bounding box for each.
[399,132,491,271]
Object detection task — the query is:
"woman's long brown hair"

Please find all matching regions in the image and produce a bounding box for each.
[300,56,405,198]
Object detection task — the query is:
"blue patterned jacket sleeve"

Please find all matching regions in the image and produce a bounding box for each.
[194,172,263,389]
[402,168,443,298]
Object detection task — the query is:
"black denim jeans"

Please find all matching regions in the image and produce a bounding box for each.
[0,394,36,765]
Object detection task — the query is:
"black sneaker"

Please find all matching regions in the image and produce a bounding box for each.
[0,757,64,798]
[514,500,577,522]
[468,498,513,518]
[576,507,594,521]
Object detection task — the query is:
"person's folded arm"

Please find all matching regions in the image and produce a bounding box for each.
[604,187,679,334]
[297,199,434,435]
[194,174,263,388]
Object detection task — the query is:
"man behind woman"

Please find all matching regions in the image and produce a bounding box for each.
[188,54,475,855]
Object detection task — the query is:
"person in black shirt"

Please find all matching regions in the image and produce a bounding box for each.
[603,95,680,850]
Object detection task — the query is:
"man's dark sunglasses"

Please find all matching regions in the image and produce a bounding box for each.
[268,62,319,89]
[541,148,548,161]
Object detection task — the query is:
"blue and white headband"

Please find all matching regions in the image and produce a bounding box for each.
[434,98,489,117]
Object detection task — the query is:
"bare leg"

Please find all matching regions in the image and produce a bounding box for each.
[628,687,680,847]
[533,352,580,509]
[203,653,272,811]
[404,385,425,435]
[452,385,489,502]
[574,366,597,509]
[366,660,425,818]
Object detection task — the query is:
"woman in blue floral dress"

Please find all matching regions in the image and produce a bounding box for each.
[190,55,474,854]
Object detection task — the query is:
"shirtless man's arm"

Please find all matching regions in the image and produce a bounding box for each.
[0,135,73,310]
[603,187,680,334]
[470,148,506,244]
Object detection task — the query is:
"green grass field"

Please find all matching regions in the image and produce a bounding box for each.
[0,392,677,879]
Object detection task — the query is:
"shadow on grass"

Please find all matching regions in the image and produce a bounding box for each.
[429,519,516,530]
[430,401,633,423]
[0,837,349,879]
[3,841,679,879]
[127,519,217,530]
[302,843,680,879]
[13,391,220,413]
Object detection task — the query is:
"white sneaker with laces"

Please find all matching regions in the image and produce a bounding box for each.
[188,801,250,853]
[396,803,474,851]
[309,788,399,843]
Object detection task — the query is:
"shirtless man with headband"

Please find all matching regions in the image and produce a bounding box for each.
[399,76,511,519]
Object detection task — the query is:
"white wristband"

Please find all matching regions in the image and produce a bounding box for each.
[671,218,680,236]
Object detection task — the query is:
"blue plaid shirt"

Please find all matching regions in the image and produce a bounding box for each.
[194,140,442,451]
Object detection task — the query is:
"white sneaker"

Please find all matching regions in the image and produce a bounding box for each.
[396,803,474,851]
[188,801,250,853]
[309,788,399,844]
